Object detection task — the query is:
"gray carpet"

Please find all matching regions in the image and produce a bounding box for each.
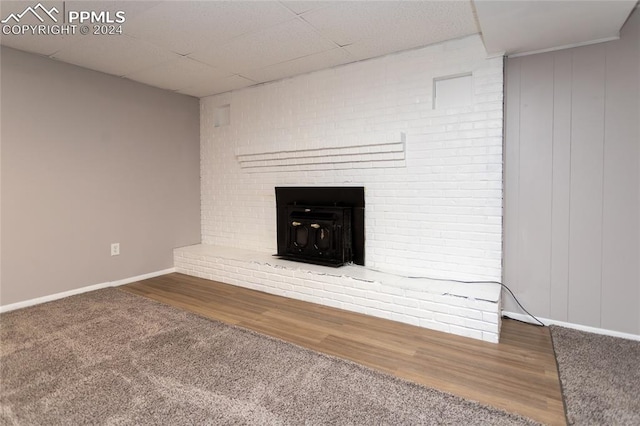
[550,325,640,425]
[1,288,537,425]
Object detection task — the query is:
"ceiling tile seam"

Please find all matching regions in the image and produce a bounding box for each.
[295,14,347,49]
[184,13,305,61]
[120,32,189,60]
[178,18,319,74]
[238,47,351,77]
[275,1,307,17]
[103,34,234,81]
[278,1,303,16]
[120,54,236,83]
[178,74,259,97]
[184,25,344,81]
[45,36,84,59]
[278,1,334,17]
[70,33,183,78]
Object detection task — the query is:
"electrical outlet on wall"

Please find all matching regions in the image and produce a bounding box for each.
[111,243,120,256]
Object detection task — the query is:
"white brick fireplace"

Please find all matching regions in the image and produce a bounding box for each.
[175,34,505,343]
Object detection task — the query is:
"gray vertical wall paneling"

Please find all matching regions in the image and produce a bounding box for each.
[549,51,572,322]
[505,10,640,334]
[567,44,606,327]
[518,55,554,317]
[601,23,640,333]
[503,58,521,310]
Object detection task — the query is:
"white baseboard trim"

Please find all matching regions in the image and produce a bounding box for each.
[110,268,176,287]
[502,311,640,342]
[0,268,176,314]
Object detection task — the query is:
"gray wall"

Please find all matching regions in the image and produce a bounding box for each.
[1,47,201,306]
[504,9,640,334]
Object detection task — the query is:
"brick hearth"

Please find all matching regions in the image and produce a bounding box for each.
[175,244,502,343]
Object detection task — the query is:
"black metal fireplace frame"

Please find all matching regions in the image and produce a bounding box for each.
[275,187,365,266]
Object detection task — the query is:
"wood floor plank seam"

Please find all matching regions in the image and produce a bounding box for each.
[122,273,566,425]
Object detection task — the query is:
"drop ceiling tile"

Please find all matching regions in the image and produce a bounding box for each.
[0,1,76,55]
[51,34,180,76]
[0,1,63,25]
[190,18,337,74]
[124,57,232,91]
[279,1,337,15]
[0,1,161,56]
[343,31,461,62]
[301,1,479,48]
[178,75,256,98]
[125,1,297,55]
[64,1,161,21]
[242,47,353,83]
[475,0,638,56]
[0,30,78,57]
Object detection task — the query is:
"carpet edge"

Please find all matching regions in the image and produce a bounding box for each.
[115,287,538,424]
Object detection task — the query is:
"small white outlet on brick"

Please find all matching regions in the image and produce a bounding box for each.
[111,243,120,256]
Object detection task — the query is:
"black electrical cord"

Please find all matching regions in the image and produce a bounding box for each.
[497,282,545,327]
[403,275,546,327]
[359,265,545,327]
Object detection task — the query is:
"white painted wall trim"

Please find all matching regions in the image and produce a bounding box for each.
[507,36,620,58]
[0,268,176,313]
[503,311,640,342]
[236,132,406,171]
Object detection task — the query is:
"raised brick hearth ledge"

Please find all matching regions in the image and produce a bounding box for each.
[174,244,502,343]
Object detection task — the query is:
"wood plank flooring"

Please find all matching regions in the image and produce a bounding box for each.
[122,272,566,425]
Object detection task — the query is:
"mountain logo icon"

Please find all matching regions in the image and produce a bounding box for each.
[1,3,59,24]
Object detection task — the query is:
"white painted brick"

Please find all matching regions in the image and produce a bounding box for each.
[419,300,450,314]
[199,34,503,283]
[323,283,344,294]
[365,291,394,304]
[482,311,500,324]
[482,331,499,343]
[343,287,368,299]
[352,279,381,292]
[312,289,331,300]
[364,307,393,320]
[328,292,355,305]
[418,319,450,334]
[405,289,436,302]
[322,299,343,310]
[390,313,421,326]
[404,306,434,320]
[435,313,467,327]
[434,294,468,308]
[449,306,484,320]
[190,34,504,343]
[379,285,405,296]
[449,325,483,340]
[464,318,497,332]
[276,282,293,292]
[391,296,420,308]
[466,298,499,311]
[304,295,324,305]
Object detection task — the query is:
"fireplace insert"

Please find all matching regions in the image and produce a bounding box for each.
[275,187,364,267]
[283,205,352,266]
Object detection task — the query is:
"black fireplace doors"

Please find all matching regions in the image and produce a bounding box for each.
[275,187,364,267]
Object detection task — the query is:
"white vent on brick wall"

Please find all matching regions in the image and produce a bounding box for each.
[214,104,230,127]
[235,132,406,172]
[433,73,473,109]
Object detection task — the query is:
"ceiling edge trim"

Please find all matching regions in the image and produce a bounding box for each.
[508,35,620,58]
